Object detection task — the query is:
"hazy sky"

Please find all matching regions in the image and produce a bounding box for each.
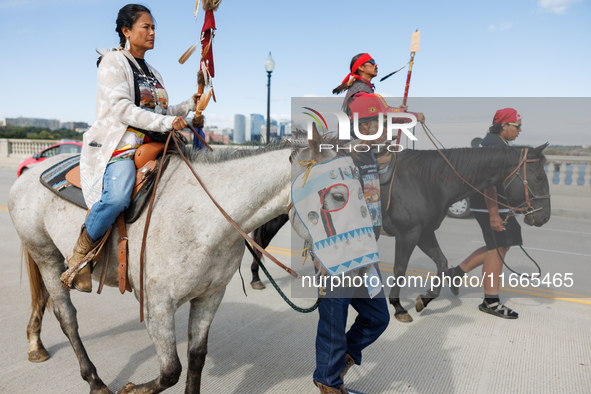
[1,0,589,146]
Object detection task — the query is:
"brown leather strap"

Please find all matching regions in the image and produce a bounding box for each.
[117,213,131,294]
[386,153,398,211]
[97,241,110,294]
[420,123,530,213]
[139,133,175,322]
[170,135,301,279]
[187,124,214,152]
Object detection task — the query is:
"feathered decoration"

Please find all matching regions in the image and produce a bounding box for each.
[179,43,198,64]
[194,0,200,18]
[185,0,222,150]
[332,76,355,95]
[202,0,221,11]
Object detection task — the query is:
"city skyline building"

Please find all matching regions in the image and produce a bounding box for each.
[233,114,246,144]
[6,117,60,130]
[250,113,265,142]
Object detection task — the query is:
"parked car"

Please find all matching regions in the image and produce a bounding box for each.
[447,197,472,218]
[17,141,82,177]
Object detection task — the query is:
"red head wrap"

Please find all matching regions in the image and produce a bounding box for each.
[493,108,521,124]
[341,53,373,84]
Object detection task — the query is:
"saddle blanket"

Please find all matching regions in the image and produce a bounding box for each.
[291,156,380,276]
[40,155,160,223]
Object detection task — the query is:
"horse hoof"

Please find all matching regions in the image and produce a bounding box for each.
[416,296,425,312]
[28,348,50,363]
[250,280,265,290]
[394,312,413,323]
[117,382,137,394]
[416,296,434,312]
[450,286,459,296]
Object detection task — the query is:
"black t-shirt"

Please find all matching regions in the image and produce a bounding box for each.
[469,132,510,211]
[127,58,154,107]
[352,151,382,239]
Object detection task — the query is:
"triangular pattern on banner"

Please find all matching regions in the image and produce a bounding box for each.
[329,265,339,273]
[341,261,352,268]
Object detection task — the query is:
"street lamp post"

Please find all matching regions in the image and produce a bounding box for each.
[264,52,275,144]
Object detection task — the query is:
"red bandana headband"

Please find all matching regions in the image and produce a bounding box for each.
[493,108,521,124]
[341,53,373,84]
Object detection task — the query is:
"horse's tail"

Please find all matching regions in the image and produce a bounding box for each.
[24,247,47,316]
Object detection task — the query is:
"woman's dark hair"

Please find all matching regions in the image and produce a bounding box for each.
[97,4,152,67]
[116,4,152,49]
[489,123,503,135]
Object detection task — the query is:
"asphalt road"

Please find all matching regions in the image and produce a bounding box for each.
[1,168,590,393]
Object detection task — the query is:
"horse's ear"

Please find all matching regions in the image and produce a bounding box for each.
[529,142,550,157]
[308,123,324,160]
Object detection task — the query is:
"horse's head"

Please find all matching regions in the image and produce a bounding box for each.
[288,125,380,280]
[503,144,551,226]
[289,125,339,241]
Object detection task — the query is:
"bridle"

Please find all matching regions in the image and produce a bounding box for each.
[500,148,551,217]
[420,123,550,218]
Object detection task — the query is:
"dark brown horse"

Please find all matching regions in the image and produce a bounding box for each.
[250,145,551,322]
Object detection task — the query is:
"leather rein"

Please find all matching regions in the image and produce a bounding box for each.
[420,123,549,216]
[137,126,300,321]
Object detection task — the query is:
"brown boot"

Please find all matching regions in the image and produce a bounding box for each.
[340,353,356,380]
[313,380,349,394]
[61,226,99,292]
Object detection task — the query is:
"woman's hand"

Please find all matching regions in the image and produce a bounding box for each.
[171,116,188,131]
[416,112,425,123]
[192,93,201,104]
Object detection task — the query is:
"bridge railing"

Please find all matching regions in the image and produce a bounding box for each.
[0,139,56,158]
[1,138,589,187]
[546,156,591,187]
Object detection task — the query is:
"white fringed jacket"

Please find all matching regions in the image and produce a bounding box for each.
[80,50,194,208]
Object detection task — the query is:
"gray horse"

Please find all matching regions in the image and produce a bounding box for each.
[8,132,334,393]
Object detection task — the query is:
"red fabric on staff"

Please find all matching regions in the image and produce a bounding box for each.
[201,10,216,77]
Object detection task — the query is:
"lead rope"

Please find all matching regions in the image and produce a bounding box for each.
[245,240,320,313]
[492,212,542,279]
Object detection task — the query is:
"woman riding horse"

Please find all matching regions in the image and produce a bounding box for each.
[65,4,199,292]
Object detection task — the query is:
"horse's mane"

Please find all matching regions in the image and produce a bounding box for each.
[400,146,529,186]
[179,141,292,164]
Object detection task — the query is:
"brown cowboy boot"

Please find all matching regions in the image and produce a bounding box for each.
[62,226,99,292]
[313,380,349,394]
[340,353,356,380]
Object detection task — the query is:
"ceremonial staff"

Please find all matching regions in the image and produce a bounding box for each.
[399,30,420,142]
[179,0,221,150]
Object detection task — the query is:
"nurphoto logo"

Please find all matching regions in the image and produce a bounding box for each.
[302,107,418,153]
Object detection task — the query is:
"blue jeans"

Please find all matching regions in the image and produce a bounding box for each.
[313,265,390,388]
[85,159,135,241]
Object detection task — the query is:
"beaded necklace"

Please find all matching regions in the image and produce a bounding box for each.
[121,50,165,114]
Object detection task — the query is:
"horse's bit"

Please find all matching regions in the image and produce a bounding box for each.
[501,148,551,217]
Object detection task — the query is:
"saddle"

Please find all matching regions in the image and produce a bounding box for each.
[41,142,169,293]
[41,142,167,222]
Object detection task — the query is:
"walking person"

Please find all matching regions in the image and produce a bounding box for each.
[447,108,523,319]
[311,52,426,393]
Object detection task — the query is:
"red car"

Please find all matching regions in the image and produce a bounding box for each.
[17,141,82,177]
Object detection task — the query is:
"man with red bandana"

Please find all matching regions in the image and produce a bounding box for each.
[311,54,425,394]
[447,108,523,319]
[334,53,425,124]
